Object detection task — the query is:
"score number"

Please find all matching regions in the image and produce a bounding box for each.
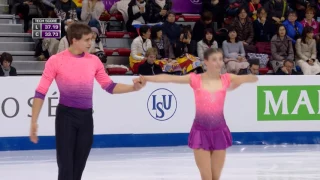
[43,31,60,38]
[43,24,60,30]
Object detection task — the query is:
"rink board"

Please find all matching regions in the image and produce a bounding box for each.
[0,75,320,151]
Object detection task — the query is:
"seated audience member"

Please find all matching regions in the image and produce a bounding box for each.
[300,7,319,38]
[192,11,215,43]
[270,24,294,72]
[161,11,180,47]
[253,7,274,42]
[225,0,247,18]
[197,28,218,65]
[282,11,304,44]
[0,52,17,76]
[201,0,225,29]
[295,0,313,21]
[15,0,47,32]
[80,0,105,31]
[247,0,262,21]
[276,59,302,75]
[222,27,249,74]
[238,58,260,75]
[55,0,78,38]
[151,26,174,60]
[230,7,256,53]
[295,26,320,75]
[57,19,74,53]
[129,25,152,71]
[126,0,148,33]
[175,25,196,57]
[146,0,172,23]
[264,0,290,25]
[138,48,163,75]
[89,27,104,54]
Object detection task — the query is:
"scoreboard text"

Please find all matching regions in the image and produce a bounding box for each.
[32,18,61,39]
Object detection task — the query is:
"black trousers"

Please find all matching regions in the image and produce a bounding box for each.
[55,104,94,180]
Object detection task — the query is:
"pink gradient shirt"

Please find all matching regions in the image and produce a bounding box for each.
[189,73,231,130]
[34,49,116,109]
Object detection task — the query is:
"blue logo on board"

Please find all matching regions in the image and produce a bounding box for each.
[147,88,177,121]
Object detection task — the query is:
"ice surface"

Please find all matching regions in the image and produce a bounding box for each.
[0,145,320,180]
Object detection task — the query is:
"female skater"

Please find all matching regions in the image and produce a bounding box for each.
[29,23,145,180]
[138,48,258,180]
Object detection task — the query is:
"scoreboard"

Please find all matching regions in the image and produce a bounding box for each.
[32,18,61,39]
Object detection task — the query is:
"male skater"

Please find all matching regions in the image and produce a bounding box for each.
[29,23,146,180]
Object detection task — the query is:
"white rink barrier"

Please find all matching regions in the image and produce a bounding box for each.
[0,75,320,151]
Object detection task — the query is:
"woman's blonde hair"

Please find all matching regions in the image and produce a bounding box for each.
[145,48,158,57]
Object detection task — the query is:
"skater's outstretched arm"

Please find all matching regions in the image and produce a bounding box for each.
[95,60,145,94]
[229,74,258,90]
[142,74,191,84]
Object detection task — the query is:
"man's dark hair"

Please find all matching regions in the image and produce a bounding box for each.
[139,25,150,36]
[249,58,260,67]
[201,11,213,22]
[67,23,92,45]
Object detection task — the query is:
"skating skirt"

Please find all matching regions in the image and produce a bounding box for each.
[188,122,232,151]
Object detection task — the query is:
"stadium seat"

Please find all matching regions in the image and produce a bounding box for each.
[104,49,115,56]
[182,14,200,22]
[105,32,126,38]
[117,48,131,56]
[259,68,269,75]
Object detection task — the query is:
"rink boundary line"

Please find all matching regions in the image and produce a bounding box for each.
[1,132,320,151]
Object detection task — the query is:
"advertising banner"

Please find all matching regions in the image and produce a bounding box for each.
[98,0,202,14]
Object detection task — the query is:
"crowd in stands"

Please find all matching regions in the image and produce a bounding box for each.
[3,0,320,76]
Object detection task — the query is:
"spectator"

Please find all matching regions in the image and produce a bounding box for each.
[275,59,302,75]
[247,0,262,21]
[300,7,319,37]
[15,0,47,32]
[230,7,256,53]
[192,11,215,43]
[283,11,304,44]
[54,0,78,38]
[225,0,247,18]
[89,27,103,54]
[80,0,105,30]
[222,27,249,74]
[202,0,225,29]
[129,25,152,72]
[161,11,180,46]
[295,0,314,21]
[295,26,320,75]
[238,58,260,75]
[197,28,218,62]
[264,0,290,25]
[126,0,148,33]
[0,52,17,77]
[270,24,294,72]
[146,0,172,23]
[150,26,174,60]
[175,25,196,57]
[57,19,74,53]
[253,7,275,42]
[138,48,163,75]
